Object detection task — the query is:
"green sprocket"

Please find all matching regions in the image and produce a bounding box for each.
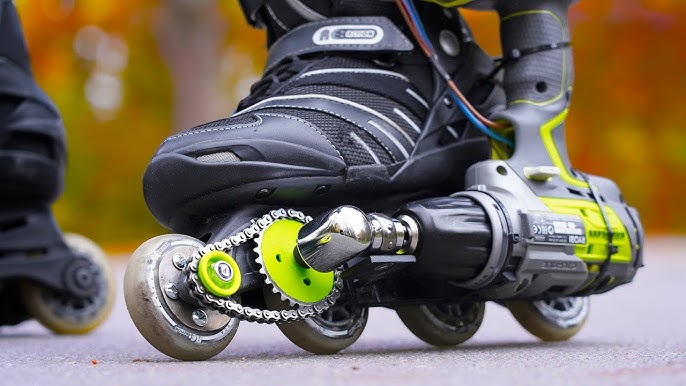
[255,219,334,306]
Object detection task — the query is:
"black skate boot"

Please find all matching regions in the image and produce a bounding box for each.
[143,0,505,233]
[0,0,114,333]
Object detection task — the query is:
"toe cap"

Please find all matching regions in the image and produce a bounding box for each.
[154,112,344,168]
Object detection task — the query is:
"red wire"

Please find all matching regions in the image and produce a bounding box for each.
[447,80,508,130]
[396,1,432,55]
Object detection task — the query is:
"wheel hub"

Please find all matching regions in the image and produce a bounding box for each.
[532,296,589,329]
[197,250,242,298]
[64,258,99,298]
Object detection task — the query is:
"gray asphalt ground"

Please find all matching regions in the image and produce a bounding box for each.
[1,237,684,386]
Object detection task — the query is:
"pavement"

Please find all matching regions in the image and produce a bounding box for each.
[1,237,685,386]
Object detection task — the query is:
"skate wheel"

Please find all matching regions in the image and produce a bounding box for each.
[506,296,589,342]
[264,289,367,354]
[20,233,116,334]
[124,234,238,360]
[396,302,485,347]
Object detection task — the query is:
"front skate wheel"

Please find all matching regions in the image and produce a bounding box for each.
[20,233,116,334]
[264,289,368,354]
[507,296,589,342]
[396,302,485,346]
[124,234,238,360]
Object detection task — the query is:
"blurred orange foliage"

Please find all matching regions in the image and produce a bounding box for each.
[12,0,686,249]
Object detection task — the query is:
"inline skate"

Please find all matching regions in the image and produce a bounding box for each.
[0,0,115,333]
[124,0,643,360]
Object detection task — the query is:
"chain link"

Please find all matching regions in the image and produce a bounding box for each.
[181,209,343,324]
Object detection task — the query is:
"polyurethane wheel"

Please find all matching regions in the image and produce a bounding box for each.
[264,289,368,354]
[396,302,485,347]
[20,233,116,334]
[506,296,590,342]
[124,234,239,361]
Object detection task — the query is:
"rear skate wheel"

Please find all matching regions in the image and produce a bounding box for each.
[507,296,589,342]
[124,234,238,360]
[264,289,368,354]
[396,302,485,346]
[20,233,116,334]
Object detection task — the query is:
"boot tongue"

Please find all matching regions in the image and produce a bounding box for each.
[264,16,414,73]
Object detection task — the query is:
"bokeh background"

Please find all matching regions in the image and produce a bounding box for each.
[14,0,686,251]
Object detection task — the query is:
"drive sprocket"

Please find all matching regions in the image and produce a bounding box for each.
[254,218,335,307]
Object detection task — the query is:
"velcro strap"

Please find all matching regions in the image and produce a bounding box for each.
[265,16,414,72]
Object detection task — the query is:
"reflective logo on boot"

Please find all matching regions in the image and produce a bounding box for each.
[313,25,384,46]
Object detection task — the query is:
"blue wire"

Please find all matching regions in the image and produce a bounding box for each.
[405,0,433,49]
[403,0,514,147]
[449,93,514,147]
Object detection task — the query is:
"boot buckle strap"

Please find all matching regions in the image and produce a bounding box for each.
[265,16,414,72]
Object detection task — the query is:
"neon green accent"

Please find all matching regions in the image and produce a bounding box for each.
[421,0,476,7]
[260,219,334,303]
[319,234,331,245]
[540,109,588,188]
[491,141,509,160]
[502,10,569,107]
[501,9,563,25]
[197,250,242,297]
[541,197,632,264]
[490,123,515,160]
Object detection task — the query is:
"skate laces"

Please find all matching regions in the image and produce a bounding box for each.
[235,51,406,113]
[237,57,310,110]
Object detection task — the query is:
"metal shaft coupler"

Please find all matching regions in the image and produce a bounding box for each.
[295,206,419,272]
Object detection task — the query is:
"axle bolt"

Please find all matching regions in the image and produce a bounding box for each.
[164,283,179,300]
[213,261,233,282]
[192,309,208,327]
[172,253,187,270]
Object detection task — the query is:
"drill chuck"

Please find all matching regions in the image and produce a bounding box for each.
[396,193,511,288]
